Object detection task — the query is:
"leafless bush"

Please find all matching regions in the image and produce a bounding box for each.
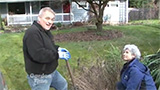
[74,45,123,90]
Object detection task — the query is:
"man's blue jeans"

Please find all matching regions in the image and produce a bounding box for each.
[27,70,68,90]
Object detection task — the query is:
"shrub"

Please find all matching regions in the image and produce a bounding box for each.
[143,50,160,90]
[74,44,123,90]
[55,22,62,27]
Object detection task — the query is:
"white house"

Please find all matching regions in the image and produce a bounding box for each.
[0,0,75,25]
[0,0,128,25]
[104,0,128,24]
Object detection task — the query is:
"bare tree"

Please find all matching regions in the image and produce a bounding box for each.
[151,0,160,19]
[159,2,160,19]
[72,0,114,31]
[154,0,160,19]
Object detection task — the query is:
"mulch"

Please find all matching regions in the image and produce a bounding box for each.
[54,30,123,42]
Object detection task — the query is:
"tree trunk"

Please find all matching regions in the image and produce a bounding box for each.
[96,15,103,31]
[159,1,160,19]
[96,22,103,31]
[0,14,3,30]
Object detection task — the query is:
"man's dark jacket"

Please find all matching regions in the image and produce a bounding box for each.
[23,21,59,75]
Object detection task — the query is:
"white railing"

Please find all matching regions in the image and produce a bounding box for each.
[7,13,74,26]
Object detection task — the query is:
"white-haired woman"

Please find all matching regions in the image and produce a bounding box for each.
[116,44,157,90]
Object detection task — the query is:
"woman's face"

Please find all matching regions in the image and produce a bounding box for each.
[122,49,135,62]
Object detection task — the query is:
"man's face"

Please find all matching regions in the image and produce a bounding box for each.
[122,49,135,61]
[38,11,55,30]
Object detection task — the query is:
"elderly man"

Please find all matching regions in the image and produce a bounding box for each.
[23,7,70,90]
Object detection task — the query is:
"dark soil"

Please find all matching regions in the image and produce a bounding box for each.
[2,25,123,42]
[54,30,123,42]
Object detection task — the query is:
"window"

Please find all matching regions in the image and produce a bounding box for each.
[32,1,40,14]
[111,4,118,7]
[77,1,88,9]
[8,2,25,15]
[41,1,49,9]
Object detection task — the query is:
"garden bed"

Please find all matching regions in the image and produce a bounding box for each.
[54,30,123,42]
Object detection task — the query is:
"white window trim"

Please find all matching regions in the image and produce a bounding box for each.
[77,1,88,9]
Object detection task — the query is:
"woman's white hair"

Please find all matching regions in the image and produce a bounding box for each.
[123,44,141,59]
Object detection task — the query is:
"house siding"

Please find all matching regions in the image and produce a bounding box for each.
[0,0,128,25]
[71,0,128,24]
[103,0,128,24]
[0,1,74,25]
[71,2,89,22]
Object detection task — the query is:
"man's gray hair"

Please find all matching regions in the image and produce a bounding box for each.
[38,7,55,17]
[123,44,141,59]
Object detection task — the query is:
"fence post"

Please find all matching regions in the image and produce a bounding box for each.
[158,1,160,20]
[0,14,4,30]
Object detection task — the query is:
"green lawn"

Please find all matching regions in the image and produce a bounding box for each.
[0,20,160,90]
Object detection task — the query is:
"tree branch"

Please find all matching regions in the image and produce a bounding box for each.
[72,0,94,13]
[87,0,98,17]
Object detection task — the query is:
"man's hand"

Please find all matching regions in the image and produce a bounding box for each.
[58,51,71,60]
[58,47,69,52]
[58,47,71,60]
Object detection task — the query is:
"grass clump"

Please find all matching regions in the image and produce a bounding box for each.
[143,50,160,89]
[74,44,123,90]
